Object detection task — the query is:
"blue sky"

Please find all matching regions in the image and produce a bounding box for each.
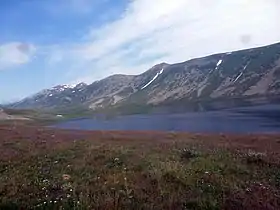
[1,0,280,103]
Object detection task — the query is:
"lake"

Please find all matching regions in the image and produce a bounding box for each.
[53,104,280,134]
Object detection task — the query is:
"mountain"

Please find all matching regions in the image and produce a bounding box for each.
[10,42,280,112]
[11,83,87,109]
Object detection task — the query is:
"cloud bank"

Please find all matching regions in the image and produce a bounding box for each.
[54,0,280,84]
[7,0,280,84]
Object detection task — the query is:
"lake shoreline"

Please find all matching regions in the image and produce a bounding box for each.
[51,104,280,134]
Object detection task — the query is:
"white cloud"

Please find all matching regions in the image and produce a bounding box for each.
[48,0,280,83]
[0,42,36,70]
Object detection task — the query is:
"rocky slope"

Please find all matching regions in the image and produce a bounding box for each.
[10,42,280,110]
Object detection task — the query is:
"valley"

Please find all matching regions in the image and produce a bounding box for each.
[1,42,280,210]
[2,1,280,209]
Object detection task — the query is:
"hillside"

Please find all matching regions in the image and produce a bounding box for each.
[0,108,31,121]
[10,42,280,111]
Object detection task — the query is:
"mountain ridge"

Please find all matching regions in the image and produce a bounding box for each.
[9,42,280,112]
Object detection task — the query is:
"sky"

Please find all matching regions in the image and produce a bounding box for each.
[0,0,280,103]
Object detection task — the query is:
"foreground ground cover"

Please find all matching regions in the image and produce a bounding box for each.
[1,125,280,209]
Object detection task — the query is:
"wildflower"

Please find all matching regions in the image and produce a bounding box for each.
[62,174,71,181]
[43,179,49,183]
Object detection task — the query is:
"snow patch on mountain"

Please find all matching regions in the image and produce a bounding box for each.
[51,85,75,92]
[209,59,224,74]
[141,68,164,90]
[216,59,223,67]
[243,63,249,71]
[234,72,243,82]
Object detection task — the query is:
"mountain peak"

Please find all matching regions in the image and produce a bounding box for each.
[152,62,169,69]
[75,82,88,89]
[50,85,74,92]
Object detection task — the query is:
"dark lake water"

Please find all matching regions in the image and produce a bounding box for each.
[53,104,280,134]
